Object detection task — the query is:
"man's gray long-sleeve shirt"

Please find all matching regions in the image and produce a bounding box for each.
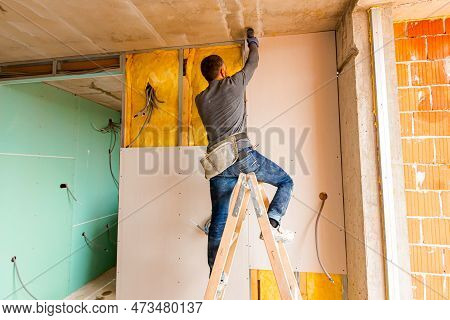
[195,44,259,149]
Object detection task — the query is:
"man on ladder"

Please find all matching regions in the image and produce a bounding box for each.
[196,28,295,285]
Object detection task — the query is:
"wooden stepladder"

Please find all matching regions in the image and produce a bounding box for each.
[204,172,301,300]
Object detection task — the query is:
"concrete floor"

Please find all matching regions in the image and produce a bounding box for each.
[65,268,116,300]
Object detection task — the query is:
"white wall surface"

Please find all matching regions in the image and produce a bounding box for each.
[117,32,346,299]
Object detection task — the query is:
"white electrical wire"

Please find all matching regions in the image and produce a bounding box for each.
[315,193,334,283]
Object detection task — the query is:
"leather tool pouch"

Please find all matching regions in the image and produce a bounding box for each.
[200,135,239,179]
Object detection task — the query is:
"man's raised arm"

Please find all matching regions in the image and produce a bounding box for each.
[232,29,259,86]
[242,40,259,86]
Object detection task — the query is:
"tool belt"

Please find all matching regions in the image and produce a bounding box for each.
[200,132,248,180]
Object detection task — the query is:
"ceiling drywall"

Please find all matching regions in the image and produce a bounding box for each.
[45,76,122,111]
[0,0,351,64]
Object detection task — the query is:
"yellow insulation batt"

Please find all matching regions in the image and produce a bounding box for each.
[251,269,345,300]
[125,50,179,147]
[124,44,242,147]
[183,44,243,146]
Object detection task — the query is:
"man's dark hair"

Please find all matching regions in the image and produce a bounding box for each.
[200,55,224,82]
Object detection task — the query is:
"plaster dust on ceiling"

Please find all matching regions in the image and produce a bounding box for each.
[44,76,123,111]
[0,0,350,64]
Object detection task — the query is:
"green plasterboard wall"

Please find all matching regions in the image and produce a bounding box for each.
[0,82,120,299]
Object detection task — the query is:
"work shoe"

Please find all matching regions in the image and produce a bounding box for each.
[259,226,295,243]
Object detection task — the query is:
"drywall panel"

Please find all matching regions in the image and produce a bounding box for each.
[0,155,74,299]
[0,83,120,299]
[69,214,118,292]
[117,147,249,299]
[0,84,78,156]
[245,32,346,273]
[72,98,120,225]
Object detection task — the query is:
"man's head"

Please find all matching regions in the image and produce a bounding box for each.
[200,55,226,82]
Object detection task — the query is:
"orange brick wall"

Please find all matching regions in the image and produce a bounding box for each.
[394,17,450,300]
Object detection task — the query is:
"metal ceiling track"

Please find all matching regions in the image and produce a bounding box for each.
[0,40,245,86]
[0,53,122,85]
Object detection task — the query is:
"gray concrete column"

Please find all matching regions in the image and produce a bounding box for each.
[336,1,386,299]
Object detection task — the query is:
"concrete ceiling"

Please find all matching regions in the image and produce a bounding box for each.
[1,0,448,110]
[0,0,354,110]
[0,0,352,64]
[359,0,450,20]
[45,76,122,111]
[391,0,450,21]
[1,0,448,65]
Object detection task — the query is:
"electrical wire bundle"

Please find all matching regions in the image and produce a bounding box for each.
[82,232,109,253]
[126,82,164,148]
[92,119,121,190]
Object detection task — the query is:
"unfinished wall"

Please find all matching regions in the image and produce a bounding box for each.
[336,3,386,299]
[0,83,119,299]
[117,32,346,299]
[124,45,243,147]
[394,17,450,300]
[124,50,179,147]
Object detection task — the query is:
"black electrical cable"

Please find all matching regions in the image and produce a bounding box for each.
[126,92,152,147]
[66,185,78,202]
[11,257,37,300]
[108,130,119,190]
[126,83,164,148]
[82,232,109,253]
[105,224,117,245]
[92,119,121,190]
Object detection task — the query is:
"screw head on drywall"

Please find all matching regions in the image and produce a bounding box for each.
[319,192,328,201]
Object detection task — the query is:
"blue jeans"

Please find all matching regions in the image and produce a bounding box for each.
[207,147,293,270]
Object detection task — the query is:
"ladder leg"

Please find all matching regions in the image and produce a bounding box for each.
[247,173,293,300]
[278,242,301,299]
[258,183,301,300]
[204,173,247,300]
[216,187,250,299]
